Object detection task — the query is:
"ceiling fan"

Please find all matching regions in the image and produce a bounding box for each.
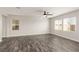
[43,11,52,15]
[43,11,53,18]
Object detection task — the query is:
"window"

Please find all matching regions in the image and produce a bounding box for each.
[12,20,19,30]
[54,17,76,32]
[63,17,76,32]
[54,19,62,30]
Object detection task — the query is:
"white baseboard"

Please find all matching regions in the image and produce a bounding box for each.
[3,33,79,43]
[51,33,79,43]
[2,33,50,38]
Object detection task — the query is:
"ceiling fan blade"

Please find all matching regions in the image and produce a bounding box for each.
[47,14,53,15]
[46,12,52,15]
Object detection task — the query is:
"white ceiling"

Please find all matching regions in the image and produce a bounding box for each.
[0,7,79,17]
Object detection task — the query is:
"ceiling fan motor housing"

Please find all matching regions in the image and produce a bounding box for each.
[44,11,47,15]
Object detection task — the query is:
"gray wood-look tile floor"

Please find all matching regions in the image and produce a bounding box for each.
[0,34,79,52]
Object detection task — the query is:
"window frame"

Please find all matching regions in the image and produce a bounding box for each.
[54,16,76,32]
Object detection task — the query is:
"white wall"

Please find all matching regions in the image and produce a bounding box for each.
[50,10,79,42]
[2,15,7,37]
[0,15,2,41]
[2,15,49,37]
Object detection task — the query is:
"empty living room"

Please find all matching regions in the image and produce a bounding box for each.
[0,7,79,52]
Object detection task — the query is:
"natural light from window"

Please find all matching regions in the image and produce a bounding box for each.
[54,17,76,32]
[54,19,62,31]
